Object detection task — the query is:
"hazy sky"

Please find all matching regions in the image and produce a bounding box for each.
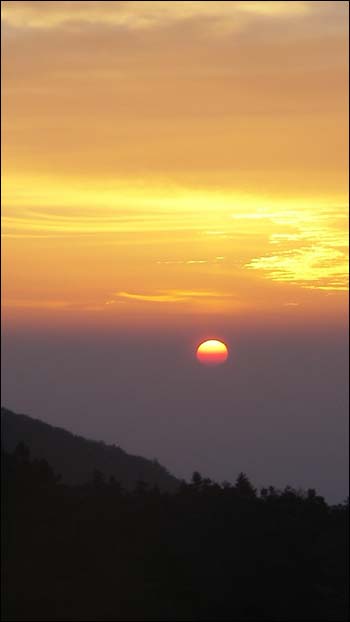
[1,1,349,501]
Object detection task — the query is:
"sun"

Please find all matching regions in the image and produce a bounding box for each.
[196,339,229,366]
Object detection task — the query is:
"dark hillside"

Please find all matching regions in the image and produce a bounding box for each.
[1,407,178,491]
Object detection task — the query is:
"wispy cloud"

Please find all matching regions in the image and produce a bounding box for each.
[156,256,226,266]
[156,259,208,265]
[239,206,349,291]
[117,291,185,303]
[235,1,310,17]
[2,1,314,31]
[116,289,232,303]
[246,248,348,291]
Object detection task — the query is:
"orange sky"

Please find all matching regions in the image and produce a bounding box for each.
[2,1,349,329]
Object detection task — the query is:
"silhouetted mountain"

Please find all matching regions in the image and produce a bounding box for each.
[1,407,179,492]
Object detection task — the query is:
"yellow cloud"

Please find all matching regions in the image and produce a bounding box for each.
[117,290,231,303]
[245,246,348,291]
[118,291,185,303]
[1,0,316,31]
[234,204,349,291]
[235,1,310,17]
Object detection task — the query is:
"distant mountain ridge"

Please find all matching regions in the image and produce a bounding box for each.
[1,407,179,491]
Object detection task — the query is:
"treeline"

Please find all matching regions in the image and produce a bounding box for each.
[1,445,348,621]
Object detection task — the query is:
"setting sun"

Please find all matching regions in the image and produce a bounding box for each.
[196,340,229,366]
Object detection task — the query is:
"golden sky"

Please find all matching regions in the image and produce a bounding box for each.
[2,1,349,328]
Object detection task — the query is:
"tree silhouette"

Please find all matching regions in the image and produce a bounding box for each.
[234,471,257,498]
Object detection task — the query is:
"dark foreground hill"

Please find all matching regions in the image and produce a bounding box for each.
[1,446,348,621]
[1,407,178,491]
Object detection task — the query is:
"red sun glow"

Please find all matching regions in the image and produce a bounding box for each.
[196,339,229,366]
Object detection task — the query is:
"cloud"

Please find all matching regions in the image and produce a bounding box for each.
[1,0,316,31]
[156,259,208,265]
[235,1,310,17]
[235,204,349,291]
[245,246,348,291]
[117,291,185,303]
[116,290,231,303]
